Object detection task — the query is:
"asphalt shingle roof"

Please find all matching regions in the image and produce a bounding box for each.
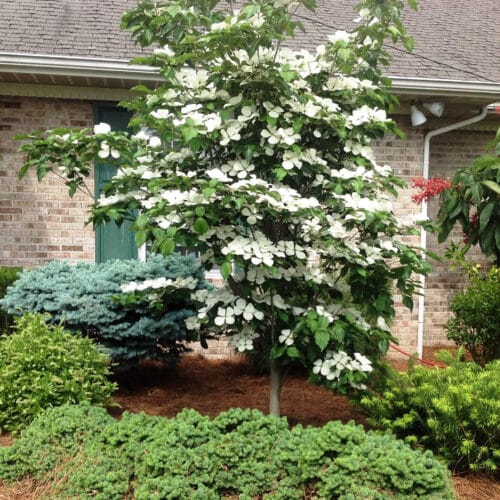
[0,0,498,83]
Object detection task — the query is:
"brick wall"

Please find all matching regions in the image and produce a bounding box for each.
[0,96,95,267]
[425,129,494,346]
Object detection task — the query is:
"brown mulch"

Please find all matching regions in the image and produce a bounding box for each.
[110,355,366,428]
[1,349,498,499]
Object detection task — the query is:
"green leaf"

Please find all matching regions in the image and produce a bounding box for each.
[160,238,176,255]
[286,346,301,359]
[193,217,209,235]
[202,187,216,198]
[402,295,414,310]
[135,230,148,247]
[182,127,198,142]
[37,165,48,182]
[271,344,287,359]
[314,329,329,351]
[135,213,149,229]
[220,261,232,279]
[317,316,329,329]
[479,224,495,256]
[274,167,288,181]
[189,136,204,152]
[282,70,297,83]
[479,202,494,232]
[482,180,500,195]
[195,206,205,217]
[378,339,389,353]
[332,322,345,341]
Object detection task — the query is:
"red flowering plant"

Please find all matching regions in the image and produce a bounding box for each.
[411,177,451,205]
[412,127,500,265]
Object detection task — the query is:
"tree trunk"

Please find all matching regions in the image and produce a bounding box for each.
[269,359,283,417]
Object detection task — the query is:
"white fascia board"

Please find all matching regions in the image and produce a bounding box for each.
[390,76,500,99]
[0,53,162,82]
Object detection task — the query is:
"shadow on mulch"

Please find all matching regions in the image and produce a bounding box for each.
[110,355,366,428]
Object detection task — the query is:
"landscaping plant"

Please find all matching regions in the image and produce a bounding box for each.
[0,266,21,333]
[0,404,454,499]
[446,264,500,364]
[0,314,116,434]
[412,126,500,264]
[16,0,428,415]
[360,352,500,474]
[0,254,210,365]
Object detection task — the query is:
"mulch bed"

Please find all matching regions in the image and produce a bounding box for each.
[1,350,498,499]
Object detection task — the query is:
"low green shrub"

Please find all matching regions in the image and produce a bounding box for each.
[0,404,454,499]
[0,254,211,365]
[0,314,116,433]
[0,266,22,333]
[446,266,500,364]
[0,404,114,480]
[360,353,500,474]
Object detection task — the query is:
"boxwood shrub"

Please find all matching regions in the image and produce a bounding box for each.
[0,404,454,499]
[0,254,210,365]
[0,314,116,433]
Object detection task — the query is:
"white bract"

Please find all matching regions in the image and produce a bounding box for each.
[312,350,372,385]
[120,276,199,293]
[93,122,111,135]
[230,326,259,352]
[97,141,120,159]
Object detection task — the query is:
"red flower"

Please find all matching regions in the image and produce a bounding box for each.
[411,177,451,204]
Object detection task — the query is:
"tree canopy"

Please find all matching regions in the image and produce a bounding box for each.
[17,0,426,415]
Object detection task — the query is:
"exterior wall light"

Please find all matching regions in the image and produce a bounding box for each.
[411,101,446,126]
[411,104,428,126]
[423,101,445,117]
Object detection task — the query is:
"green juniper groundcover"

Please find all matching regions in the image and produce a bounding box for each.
[0,404,454,499]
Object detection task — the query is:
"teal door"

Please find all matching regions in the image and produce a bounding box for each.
[94,105,137,262]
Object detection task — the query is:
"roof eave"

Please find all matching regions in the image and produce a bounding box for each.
[0,53,159,82]
[1,53,500,101]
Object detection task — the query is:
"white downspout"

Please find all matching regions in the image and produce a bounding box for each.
[416,106,489,358]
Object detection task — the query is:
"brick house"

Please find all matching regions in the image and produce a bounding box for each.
[1,0,499,356]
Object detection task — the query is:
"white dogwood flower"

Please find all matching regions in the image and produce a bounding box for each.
[328,30,353,43]
[278,329,294,346]
[98,141,120,159]
[93,122,111,134]
[215,307,236,326]
[154,45,175,56]
[230,326,258,352]
[149,136,162,148]
[220,121,243,145]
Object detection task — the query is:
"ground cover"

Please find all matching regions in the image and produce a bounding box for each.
[0,351,498,499]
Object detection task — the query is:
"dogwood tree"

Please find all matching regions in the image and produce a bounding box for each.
[18,0,427,416]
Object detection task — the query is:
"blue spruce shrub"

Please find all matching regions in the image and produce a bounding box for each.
[0,254,211,365]
[0,266,22,333]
